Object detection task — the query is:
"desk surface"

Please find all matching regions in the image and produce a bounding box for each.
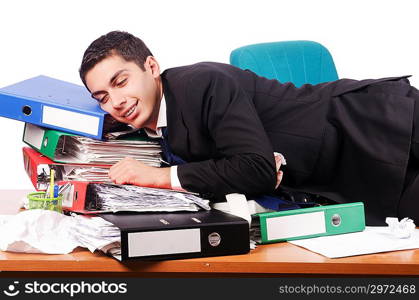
[1,190,419,276]
[1,242,419,276]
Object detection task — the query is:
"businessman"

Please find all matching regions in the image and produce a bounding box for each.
[80,31,419,225]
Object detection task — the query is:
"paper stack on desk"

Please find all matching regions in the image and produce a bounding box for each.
[0,210,119,254]
[0,208,251,261]
[70,213,121,253]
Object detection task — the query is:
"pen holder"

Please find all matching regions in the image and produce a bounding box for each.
[27,192,63,213]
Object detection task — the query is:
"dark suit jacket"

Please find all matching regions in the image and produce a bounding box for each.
[161,62,415,223]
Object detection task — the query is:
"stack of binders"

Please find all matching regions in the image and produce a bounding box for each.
[22,123,162,190]
[0,75,163,190]
[0,75,251,260]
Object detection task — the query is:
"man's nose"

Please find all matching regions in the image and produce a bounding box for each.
[109,91,127,108]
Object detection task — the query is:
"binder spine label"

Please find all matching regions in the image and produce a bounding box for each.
[266,211,326,240]
[42,105,100,136]
[128,228,201,257]
[62,184,75,208]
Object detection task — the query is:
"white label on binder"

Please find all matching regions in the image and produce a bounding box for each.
[23,123,45,149]
[128,228,201,257]
[266,211,326,240]
[61,184,75,208]
[42,106,100,136]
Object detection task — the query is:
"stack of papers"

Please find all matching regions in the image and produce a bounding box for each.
[0,210,80,254]
[70,214,121,253]
[55,135,162,166]
[85,184,211,212]
[0,210,121,255]
[34,165,113,188]
[62,165,111,182]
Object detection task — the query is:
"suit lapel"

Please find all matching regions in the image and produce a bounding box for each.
[163,80,192,161]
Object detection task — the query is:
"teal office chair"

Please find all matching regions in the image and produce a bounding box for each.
[230,41,338,87]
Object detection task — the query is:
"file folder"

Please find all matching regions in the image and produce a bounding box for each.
[23,123,75,162]
[23,123,161,165]
[254,202,365,243]
[58,181,210,214]
[22,147,110,190]
[100,210,250,261]
[0,75,109,139]
[58,181,106,214]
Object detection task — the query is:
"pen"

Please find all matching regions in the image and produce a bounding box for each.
[50,169,55,198]
[54,185,59,198]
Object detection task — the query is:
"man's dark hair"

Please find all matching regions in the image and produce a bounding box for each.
[79,30,153,86]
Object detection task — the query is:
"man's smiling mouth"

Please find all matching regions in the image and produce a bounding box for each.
[122,100,139,118]
[125,106,136,117]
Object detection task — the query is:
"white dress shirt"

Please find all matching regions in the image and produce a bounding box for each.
[143,96,184,190]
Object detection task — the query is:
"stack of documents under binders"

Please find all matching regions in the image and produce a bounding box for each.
[69,209,250,261]
[60,184,251,261]
[69,213,122,254]
[23,123,162,166]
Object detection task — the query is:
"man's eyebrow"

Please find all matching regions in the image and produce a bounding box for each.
[91,69,127,98]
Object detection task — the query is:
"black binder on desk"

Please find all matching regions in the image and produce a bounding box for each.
[100,210,250,261]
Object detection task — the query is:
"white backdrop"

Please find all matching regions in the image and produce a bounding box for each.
[0,0,418,189]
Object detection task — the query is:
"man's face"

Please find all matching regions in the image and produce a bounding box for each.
[85,54,162,130]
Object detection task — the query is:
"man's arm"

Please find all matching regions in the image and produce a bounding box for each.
[109,65,279,196]
[108,157,171,188]
[175,68,278,198]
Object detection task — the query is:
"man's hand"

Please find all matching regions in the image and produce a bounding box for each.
[274,153,284,189]
[109,157,171,189]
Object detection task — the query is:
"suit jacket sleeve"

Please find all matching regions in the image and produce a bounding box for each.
[176,68,277,198]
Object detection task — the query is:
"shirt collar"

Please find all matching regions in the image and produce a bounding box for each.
[144,95,167,138]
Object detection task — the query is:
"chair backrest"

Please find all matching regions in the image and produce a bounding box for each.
[230,41,338,87]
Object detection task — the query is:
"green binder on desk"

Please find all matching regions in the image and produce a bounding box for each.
[254,202,365,244]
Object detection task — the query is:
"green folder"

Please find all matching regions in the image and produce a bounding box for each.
[23,123,75,162]
[254,202,365,244]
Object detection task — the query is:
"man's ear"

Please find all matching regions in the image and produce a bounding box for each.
[144,56,161,79]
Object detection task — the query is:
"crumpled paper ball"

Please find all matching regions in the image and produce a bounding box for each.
[385,217,416,239]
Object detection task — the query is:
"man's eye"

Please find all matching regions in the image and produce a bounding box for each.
[100,94,109,103]
[116,79,127,87]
